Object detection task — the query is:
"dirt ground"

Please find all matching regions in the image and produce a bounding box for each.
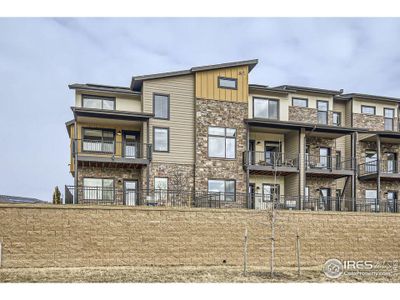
[0,265,399,283]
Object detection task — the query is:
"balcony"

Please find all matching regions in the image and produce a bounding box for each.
[73,139,152,168]
[358,159,400,180]
[243,151,299,175]
[305,155,354,178]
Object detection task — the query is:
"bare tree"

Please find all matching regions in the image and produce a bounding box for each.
[169,168,190,206]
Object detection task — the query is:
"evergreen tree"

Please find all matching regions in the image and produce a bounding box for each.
[53,186,62,204]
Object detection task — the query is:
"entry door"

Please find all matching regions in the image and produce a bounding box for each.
[249,140,255,165]
[263,184,280,203]
[124,180,138,206]
[248,183,255,209]
[365,150,377,173]
[385,152,397,173]
[265,141,281,166]
[319,148,331,169]
[123,131,140,158]
[387,191,398,213]
[319,188,331,210]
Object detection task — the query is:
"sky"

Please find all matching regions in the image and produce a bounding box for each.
[1,18,400,201]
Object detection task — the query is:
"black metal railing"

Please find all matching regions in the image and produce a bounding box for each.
[244,151,298,168]
[358,159,399,176]
[72,139,152,160]
[64,186,399,213]
[306,155,354,171]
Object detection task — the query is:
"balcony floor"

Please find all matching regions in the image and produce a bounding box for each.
[247,165,299,176]
[306,168,353,179]
[77,155,149,169]
[358,172,400,181]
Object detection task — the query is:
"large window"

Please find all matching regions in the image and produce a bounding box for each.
[208,127,236,159]
[292,98,308,108]
[384,108,394,131]
[365,189,377,205]
[82,95,115,110]
[333,112,341,126]
[153,94,169,119]
[218,77,237,89]
[208,179,235,201]
[83,178,114,201]
[153,127,169,152]
[253,97,279,119]
[317,100,328,124]
[82,128,114,153]
[361,105,376,115]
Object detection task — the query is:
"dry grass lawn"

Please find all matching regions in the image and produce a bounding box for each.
[1,265,399,283]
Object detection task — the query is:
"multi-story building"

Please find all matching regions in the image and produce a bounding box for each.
[65,59,400,212]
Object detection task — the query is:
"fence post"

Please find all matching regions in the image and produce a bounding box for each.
[243,227,248,276]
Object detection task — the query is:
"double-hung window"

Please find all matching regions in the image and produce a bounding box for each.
[83,178,114,201]
[153,127,169,152]
[384,108,394,131]
[82,95,115,110]
[253,97,279,119]
[208,127,236,159]
[82,128,115,153]
[208,179,236,201]
[153,94,169,119]
[317,100,328,124]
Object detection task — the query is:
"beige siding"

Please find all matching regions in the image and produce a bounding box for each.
[248,92,289,120]
[249,132,285,153]
[284,131,299,160]
[353,98,398,117]
[195,66,248,102]
[142,75,195,164]
[285,174,299,197]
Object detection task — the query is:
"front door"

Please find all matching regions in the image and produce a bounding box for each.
[319,147,331,169]
[249,140,255,165]
[123,131,140,158]
[385,152,397,173]
[319,188,331,210]
[124,180,138,206]
[365,150,377,173]
[265,141,281,166]
[387,191,398,213]
[248,183,255,209]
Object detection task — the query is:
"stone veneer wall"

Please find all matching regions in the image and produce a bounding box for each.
[289,106,334,125]
[306,136,337,158]
[353,113,386,131]
[148,162,195,191]
[195,98,248,194]
[1,205,400,268]
[305,177,339,200]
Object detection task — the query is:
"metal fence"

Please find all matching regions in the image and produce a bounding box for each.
[306,155,354,171]
[64,186,399,213]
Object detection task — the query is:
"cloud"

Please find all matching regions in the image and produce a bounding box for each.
[0,18,399,200]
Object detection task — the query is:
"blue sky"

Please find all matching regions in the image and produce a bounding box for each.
[1,18,400,201]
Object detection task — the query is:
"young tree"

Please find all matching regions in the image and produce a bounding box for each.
[53,186,62,204]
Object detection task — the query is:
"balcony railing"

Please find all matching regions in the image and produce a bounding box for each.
[73,139,152,160]
[358,159,399,176]
[244,151,298,168]
[306,155,354,171]
[64,186,399,213]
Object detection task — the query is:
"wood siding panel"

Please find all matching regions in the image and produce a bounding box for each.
[143,75,195,164]
[195,66,249,102]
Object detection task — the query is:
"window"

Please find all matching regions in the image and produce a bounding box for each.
[153,94,169,119]
[208,179,236,201]
[365,150,377,173]
[361,105,376,115]
[153,127,169,152]
[154,177,168,202]
[218,77,237,89]
[82,128,114,153]
[208,127,236,159]
[365,190,377,204]
[262,184,280,202]
[292,98,308,108]
[384,108,394,131]
[253,97,279,119]
[317,100,328,124]
[332,112,341,126]
[83,178,114,201]
[82,95,115,110]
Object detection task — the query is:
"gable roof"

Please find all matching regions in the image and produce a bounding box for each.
[131,59,258,91]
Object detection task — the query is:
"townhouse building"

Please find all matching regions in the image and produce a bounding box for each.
[65,59,400,212]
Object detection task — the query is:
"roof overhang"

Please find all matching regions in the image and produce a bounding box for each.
[359,131,400,144]
[338,93,400,103]
[274,85,343,96]
[69,84,141,96]
[71,107,153,122]
[131,59,259,91]
[249,84,295,95]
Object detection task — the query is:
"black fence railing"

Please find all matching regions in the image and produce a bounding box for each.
[306,155,354,171]
[244,151,298,168]
[358,159,400,176]
[72,139,152,160]
[64,186,399,213]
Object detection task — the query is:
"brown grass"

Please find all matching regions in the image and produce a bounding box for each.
[1,265,399,283]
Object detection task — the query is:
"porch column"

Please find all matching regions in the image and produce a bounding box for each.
[73,118,78,204]
[377,134,381,209]
[245,124,250,209]
[298,128,306,210]
[146,120,150,196]
[351,132,358,211]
